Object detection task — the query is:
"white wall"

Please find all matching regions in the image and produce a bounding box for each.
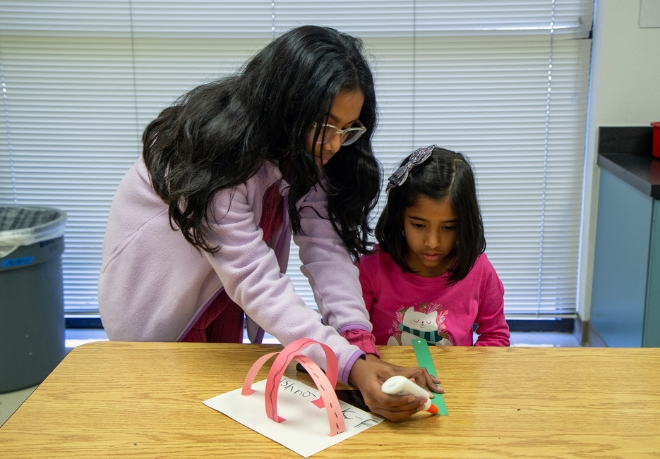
[578,0,660,320]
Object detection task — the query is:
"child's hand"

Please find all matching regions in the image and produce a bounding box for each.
[365,354,443,394]
[347,356,443,421]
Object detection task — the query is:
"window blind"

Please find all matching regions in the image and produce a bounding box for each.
[0,0,593,318]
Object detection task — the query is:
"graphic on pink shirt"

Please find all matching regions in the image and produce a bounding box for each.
[386,302,453,347]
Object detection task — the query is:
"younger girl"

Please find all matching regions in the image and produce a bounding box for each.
[358,145,510,347]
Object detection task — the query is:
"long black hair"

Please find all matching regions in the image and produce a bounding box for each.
[375,147,486,283]
[143,25,380,259]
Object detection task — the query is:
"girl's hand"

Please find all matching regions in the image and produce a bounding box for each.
[347,355,443,421]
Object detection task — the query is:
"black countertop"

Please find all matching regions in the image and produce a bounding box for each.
[597,126,660,200]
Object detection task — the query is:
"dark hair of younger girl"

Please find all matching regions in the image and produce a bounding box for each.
[142,25,380,259]
[374,147,486,283]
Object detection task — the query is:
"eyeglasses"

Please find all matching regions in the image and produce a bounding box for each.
[311,119,367,146]
[386,144,437,192]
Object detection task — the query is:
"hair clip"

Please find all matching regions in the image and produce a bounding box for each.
[386,145,436,192]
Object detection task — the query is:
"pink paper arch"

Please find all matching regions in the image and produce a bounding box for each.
[241,338,345,436]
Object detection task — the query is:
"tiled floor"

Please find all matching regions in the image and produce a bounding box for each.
[0,329,580,427]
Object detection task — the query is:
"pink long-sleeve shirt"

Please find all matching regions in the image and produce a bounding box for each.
[357,249,510,347]
[99,158,372,383]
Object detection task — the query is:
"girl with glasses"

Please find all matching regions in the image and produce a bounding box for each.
[99,25,440,421]
[357,146,510,350]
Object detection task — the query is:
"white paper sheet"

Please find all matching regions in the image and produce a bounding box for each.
[204,377,383,457]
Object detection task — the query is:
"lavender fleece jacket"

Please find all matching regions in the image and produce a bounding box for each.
[99,158,371,383]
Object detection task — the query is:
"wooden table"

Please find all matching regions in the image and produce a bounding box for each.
[1,342,659,458]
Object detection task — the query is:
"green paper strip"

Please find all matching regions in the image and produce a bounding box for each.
[411,338,448,416]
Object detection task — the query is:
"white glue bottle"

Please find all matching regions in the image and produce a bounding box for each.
[381,375,438,415]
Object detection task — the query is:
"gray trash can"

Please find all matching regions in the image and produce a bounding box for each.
[0,206,67,393]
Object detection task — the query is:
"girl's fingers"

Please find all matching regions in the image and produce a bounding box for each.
[370,407,423,422]
[369,396,429,421]
[429,383,444,394]
[380,393,419,408]
[407,368,443,394]
[426,375,444,393]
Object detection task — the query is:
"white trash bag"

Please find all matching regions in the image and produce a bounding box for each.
[0,206,67,258]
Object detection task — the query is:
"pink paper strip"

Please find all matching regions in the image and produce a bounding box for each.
[293,354,345,436]
[241,352,280,396]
